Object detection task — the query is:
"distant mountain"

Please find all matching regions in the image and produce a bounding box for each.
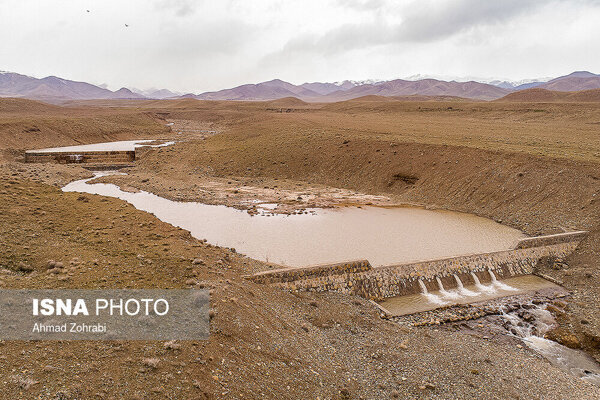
[0,71,146,101]
[488,80,547,90]
[188,78,510,101]
[299,80,383,95]
[316,79,510,101]
[131,87,181,99]
[299,82,348,96]
[2,70,600,103]
[193,79,320,101]
[512,81,545,91]
[536,71,600,92]
[112,87,145,99]
[555,71,598,79]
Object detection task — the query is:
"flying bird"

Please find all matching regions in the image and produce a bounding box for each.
[125,24,129,27]
[86,10,90,12]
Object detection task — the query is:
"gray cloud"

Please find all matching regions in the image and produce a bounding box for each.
[395,0,541,42]
[335,0,386,11]
[153,0,199,17]
[273,0,548,57]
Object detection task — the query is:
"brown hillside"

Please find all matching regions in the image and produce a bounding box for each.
[265,97,309,107]
[391,94,470,102]
[539,76,600,91]
[347,95,398,102]
[0,100,170,152]
[1,98,600,398]
[0,97,61,113]
[319,79,509,102]
[498,88,600,102]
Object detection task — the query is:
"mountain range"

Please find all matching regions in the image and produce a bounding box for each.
[1,70,599,103]
[0,72,146,102]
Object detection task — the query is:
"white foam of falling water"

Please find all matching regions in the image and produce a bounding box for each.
[436,276,461,299]
[418,279,447,305]
[418,279,428,294]
[471,272,496,293]
[453,274,478,296]
[489,270,518,291]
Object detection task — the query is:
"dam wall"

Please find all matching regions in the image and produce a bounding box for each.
[514,231,588,249]
[246,231,585,300]
[24,150,135,165]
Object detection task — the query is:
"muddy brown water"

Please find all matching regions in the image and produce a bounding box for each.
[63,173,525,267]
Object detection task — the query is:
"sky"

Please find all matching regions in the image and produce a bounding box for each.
[1,0,599,93]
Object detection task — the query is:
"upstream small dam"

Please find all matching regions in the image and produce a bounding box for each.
[24,140,174,169]
[247,231,586,316]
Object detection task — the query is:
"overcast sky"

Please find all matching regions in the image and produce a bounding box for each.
[1,0,599,93]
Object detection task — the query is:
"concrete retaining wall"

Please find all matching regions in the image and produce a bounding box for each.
[250,260,371,285]
[515,231,588,249]
[24,150,135,164]
[246,231,586,300]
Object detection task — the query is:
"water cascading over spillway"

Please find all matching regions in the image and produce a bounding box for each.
[471,272,495,293]
[453,274,477,296]
[436,276,461,299]
[418,279,446,305]
[418,279,428,294]
[489,270,517,291]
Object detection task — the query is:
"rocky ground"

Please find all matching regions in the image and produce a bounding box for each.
[1,98,600,398]
[92,169,397,215]
[0,173,598,399]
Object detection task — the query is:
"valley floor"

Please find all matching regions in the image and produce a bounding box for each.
[1,98,599,398]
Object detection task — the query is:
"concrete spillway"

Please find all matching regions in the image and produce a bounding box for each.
[25,140,175,166]
[247,231,586,314]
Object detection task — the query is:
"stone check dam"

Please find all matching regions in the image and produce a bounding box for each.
[61,171,587,315]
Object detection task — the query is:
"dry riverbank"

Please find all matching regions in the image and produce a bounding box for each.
[93,99,600,364]
[0,172,598,399]
[1,97,600,398]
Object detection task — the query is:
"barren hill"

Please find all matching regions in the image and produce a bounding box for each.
[538,77,600,92]
[0,98,168,151]
[319,79,509,101]
[498,88,600,102]
[196,79,320,101]
[0,72,146,102]
[299,80,359,95]
[0,97,61,113]
[347,95,399,102]
[536,71,600,92]
[265,97,309,107]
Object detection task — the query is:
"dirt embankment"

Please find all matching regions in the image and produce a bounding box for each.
[109,104,600,362]
[0,98,171,159]
[123,124,600,234]
[2,99,600,398]
[2,175,596,399]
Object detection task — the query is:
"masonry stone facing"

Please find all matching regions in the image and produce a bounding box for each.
[24,150,136,164]
[514,231,587,249]
[246,231,586,301]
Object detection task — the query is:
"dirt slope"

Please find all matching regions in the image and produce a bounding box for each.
[0,98,170,154]
[0,169,597,399]
[2,99,600,398]
[111,99,600,363]
[498,88,600,102]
